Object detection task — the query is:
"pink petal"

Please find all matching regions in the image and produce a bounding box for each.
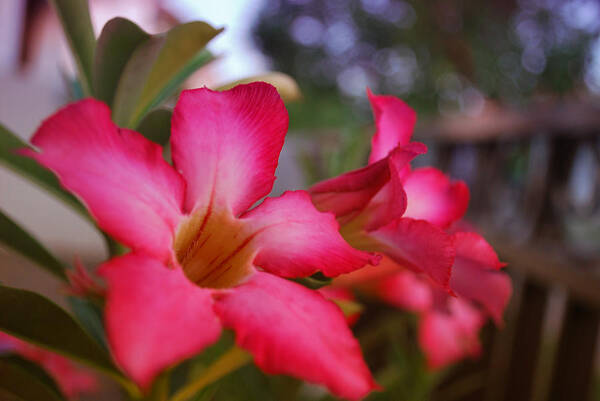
[377,270,433,313]
[0,333,97,398]
[403,168,470,228]
[450,233,512,324]
[310,143,425,227]
[243,191,377,278]
[367,88,417,164]
[23,99,184,262]
[333,256,402,289]
[171,83,288,215]
[310,155,392,220]
[99,254,222,390]
[358,145,426,231]
[452,232,505,270]
[419,298,485,369]
[369,218,455,289]
[214,272,377,400]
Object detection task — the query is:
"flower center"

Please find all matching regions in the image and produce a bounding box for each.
[173,208,256,289]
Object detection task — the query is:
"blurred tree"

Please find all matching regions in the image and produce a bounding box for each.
[253,0,600,130]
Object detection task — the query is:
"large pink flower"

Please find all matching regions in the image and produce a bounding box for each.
[24,83,377,399]
[310,89,511,368]
[0,332,97,399]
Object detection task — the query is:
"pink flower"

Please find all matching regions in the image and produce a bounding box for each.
[310,89,512,368]
[24,83,377,399]
[0,332,97,399]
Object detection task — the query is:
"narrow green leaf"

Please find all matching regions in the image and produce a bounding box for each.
[50,0,96,95]
[332,298,364,317]
[93,18,151,105]
[291,272,332,289]
[137,108,173,146]
[1,355,63,397]
[0,356,66,401]
[0,210,66,280]
[0,285,118,377]
[0,124,88,220]
[113,21,222,128]
[67,296,108,350]
[170,347,252,401]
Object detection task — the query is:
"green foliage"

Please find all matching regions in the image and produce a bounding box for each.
[0,124,88,220]
[112,22,221,128]
[0,210,66,280]
[137,108,173,146]
[50,0,96,95]
[93,18,151,106]
[0,355,66,401]
[0,285,119,377]
[67,296,108,350]
[168,332,236,397]
[291,272,333,289]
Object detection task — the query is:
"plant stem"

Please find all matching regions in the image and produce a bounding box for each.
[101,231,127,257]
[169,346,252,401]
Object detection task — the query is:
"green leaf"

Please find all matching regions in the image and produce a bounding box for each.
[290,272,332,290]
[137,108,173,146]
[93,18,151,105]
[170,347,252,401]
[0,123,88,220]
[50,0,96,95]
[67,296,108,350]
[331,298,364,317]
[1,355,63,397]
[0,356,66,401]
[0,210,66,281]
[112,21,222,128]
[0,285,119,377]
[216,72,302,103]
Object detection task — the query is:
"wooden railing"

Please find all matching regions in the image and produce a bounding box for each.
[417,99,600,401]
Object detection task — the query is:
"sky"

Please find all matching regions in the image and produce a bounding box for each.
[167,0,269,82]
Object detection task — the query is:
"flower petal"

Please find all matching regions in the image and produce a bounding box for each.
[452,232,505,270]
[310,143,425,226]
[333,256,402,289]
[367,88,417,164]
[403,168,470,228]
[171,83,288,215]
[359,144,425,231]
[450,232,512,324]
[369,218,455,289]
[378,270,433,313]
[0,333,97,398]
[243,191,377,278]
[419,298,485,369]
[310,155,391,220]
[23,99,184,262]
[99,254,221,390]
[214,272,377,400]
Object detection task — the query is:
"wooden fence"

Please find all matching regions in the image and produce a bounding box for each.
[419,99,600,401]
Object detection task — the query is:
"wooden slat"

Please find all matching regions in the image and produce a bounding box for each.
[415,101,600,144]
[548,297,600,401]
[503,280,549,401]
[492,240,600,308]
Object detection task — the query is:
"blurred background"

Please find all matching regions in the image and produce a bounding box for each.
[1,0,599,400]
